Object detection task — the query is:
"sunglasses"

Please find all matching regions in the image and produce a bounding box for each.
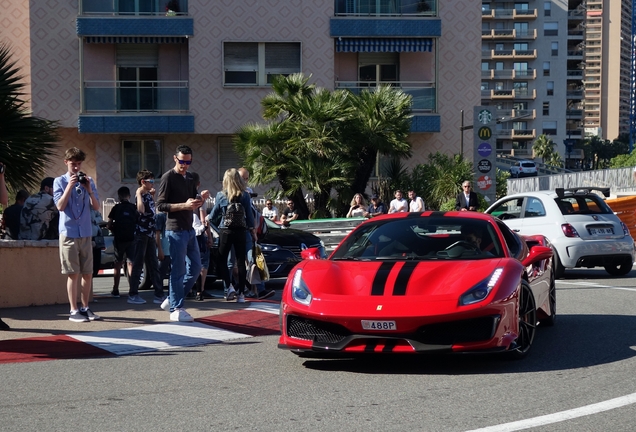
[176,159,192,165]
[463,185,471,188]
[266,203,272,205]
[144,179,155,184]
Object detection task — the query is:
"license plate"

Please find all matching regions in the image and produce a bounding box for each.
[361,320,397,331]
[590,227,613,235]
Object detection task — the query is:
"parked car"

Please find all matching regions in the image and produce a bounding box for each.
[509,160,538,178]
[278,211,555,358]
[485,187,635,278]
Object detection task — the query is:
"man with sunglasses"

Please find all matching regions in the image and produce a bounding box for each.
[455,181,479,211]
[156,145,209,322]
[53,147,102,323]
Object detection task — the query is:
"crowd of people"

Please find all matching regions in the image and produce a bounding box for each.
[0,144,480,326]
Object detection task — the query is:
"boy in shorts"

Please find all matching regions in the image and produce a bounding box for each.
[53,147,102,322]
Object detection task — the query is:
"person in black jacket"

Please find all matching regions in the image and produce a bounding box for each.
[455,181,479,211]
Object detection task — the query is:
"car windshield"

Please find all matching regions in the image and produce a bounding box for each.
[521,162,535,168]
[330,217,505,261]
[555,195,613,215]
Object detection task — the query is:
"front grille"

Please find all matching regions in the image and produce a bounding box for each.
[416,316,499,345]
[287,315,350,344]
[286,243,323,258]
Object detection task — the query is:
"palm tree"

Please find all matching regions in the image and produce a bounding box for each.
[412,152,473,210]
[344,85,413,197]
[532,134,555,164]
[0,44,59,192]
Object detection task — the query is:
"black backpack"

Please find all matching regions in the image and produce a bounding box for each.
[113,202,138,242]
[222,196,247,229]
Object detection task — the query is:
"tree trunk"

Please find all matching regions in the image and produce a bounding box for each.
[350,147,376,197]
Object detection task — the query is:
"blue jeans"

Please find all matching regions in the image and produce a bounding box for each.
[167,229,201,312]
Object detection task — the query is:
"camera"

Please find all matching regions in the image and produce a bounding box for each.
[77,171,88,185]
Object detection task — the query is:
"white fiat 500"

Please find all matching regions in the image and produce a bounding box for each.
[486,188,635,278]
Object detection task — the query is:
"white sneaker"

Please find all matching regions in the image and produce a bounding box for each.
[160,297,170,311]
[237,294,245,303]
[226,286,236,301]
[127,295,146,305]
[170,308,194,322]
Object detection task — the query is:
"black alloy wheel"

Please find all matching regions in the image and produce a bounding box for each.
[506,280,537,359]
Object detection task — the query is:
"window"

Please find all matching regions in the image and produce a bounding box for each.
[543,101,549,116]
[513,81,528,96]
[544,22,558,36]
[359,53,398,86]
[513,42,528,51]
[543,61,550,76]
[514,3,529,11]
[547,81,554,96]
[495,62,504,70]
[514,22,529,37]
[218,136,242,181]
[482,3,490,12]
[551,42,558,56]
[482,62,490,71]
[544,1,551,16]
[116,45,158,111]
[122,140,162,181]
[542,121,557,135]
[223,42,301,86]
[481,81,490,91]
[524,197,546,217]
[495,43,505,51]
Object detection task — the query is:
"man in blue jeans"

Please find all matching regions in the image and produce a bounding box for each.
[156,145,209,322]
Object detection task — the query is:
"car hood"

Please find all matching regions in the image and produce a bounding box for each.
[261,228,322,247]
[296,258,509,300]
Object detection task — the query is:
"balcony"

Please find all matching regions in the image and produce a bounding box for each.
[77,0,193,37]
[566,109,583,118]
[496,129,536,139]
[334,0,438,16]
[80,0,189,15]
[483,49,537,59]
[566,90,584,99]
[567,50,584,59]
[483,69,536,80]
[566,69,583,79]
[482,9,537,20]
[335,81,436,112]
[82,80,189,113]
[483,88,536,100]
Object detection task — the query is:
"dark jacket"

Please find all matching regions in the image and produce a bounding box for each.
[156,169,198,231]
[455,191,479,211]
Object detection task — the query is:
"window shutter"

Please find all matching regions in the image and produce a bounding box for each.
[218,137,243,181]
[224,43,258,71]
[116,44,159,67]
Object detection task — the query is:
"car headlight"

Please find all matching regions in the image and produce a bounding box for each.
[459,268,503,306]
[291,269,312,306]
[260,243,280,252]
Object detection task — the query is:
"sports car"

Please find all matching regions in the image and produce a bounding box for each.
[278,211,555,358]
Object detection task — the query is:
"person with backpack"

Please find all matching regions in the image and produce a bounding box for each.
[127,170,165,305]
[107,186,138,298]
[208,168,256,303]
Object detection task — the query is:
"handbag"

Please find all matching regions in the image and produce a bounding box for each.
[247,262,262,284]
[254,244,270,281]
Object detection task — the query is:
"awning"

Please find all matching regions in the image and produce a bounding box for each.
[335,38,433,53]
[85,36,187,44]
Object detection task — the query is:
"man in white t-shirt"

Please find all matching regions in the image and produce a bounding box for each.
[262,199,278,221]
[408,190,425,212]
[388,190,408,213]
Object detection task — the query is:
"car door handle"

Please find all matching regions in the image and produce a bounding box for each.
[513,229,520,232]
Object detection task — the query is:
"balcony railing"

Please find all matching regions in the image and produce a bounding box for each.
[483,49,537,59]
[482,88,536,100]
[334,0,437,16]
[482,9,537,19]
[335,81,436,111]
[482,69,537,80]
[82,80,189,113]
[80,0,189,16]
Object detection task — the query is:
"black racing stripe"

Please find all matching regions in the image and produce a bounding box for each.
[406,212,422,219]
[392,262,419,296]
[382,339,398,352]
[364,339,379,352]
[371,262,395,296]
[429,211,446,217]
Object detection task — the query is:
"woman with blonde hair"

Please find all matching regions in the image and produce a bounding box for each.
[208,168,256,303]
[346,193,366,218]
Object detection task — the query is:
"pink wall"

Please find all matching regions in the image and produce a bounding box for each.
[83,44,115,80]
[334,53,358,81]
[400,52,434,82]
[158,44,188,81]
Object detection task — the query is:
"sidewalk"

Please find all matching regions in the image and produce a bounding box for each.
[0,274,284,342]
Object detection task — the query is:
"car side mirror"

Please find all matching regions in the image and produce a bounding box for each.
[521,245,553,267]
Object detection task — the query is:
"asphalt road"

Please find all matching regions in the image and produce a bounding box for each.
[2,268,636,431]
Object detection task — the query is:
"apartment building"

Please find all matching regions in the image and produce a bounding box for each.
[583,0,633,141]
[1,1,480,200]
[481,0,587,167]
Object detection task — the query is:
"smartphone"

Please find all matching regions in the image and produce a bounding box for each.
[196,194,202,200]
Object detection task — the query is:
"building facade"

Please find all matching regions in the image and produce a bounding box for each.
[1,0,480,202]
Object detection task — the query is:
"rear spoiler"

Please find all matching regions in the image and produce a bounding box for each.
[555,187,610,198]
